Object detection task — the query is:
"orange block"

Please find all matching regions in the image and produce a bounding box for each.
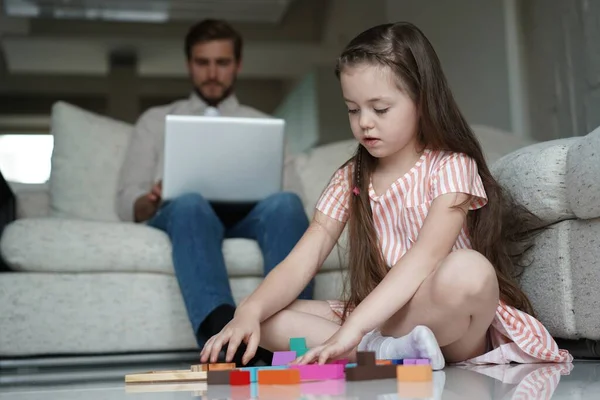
[258,369,301,385]
[376,360,392,365]
[195,363,236,372]
[396,365,433,382]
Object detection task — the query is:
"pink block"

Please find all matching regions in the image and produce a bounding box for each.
[272,351,297,366]
[403,359,418,365]
[415,359,430,365]
[290,364,345,381]
[329,359,349,365]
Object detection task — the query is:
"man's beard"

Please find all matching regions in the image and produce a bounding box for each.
[194,79,236,107]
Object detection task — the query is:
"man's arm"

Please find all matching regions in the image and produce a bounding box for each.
[116,110,161,222]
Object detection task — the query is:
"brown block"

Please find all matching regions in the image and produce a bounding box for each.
[356,351,376,366]
[396,365,433,382]
[345,365,397,381]
[207,370,231,385]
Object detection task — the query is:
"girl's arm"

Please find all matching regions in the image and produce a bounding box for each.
[343,192,471,335]
[237,210,346,323]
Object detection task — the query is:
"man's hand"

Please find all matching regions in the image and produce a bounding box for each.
[134,181,162,222]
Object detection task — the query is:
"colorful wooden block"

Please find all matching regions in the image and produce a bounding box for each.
[272,351,297,366]
[356,351,376,366]
[207,370,231,385]
[229,370,250,386]
[345,365,397,381]
[239,366,288,383]
[415,359,430,365]
[391,359,404,365]
[329,358,349,365]
[193,363,236,372]
[124,369,207,383]
[396,365,433,382]
[290,364,345,381]
[376,359,392,365]
[257,369,301,385]
[403,359,418,365]
[289,337,308,356]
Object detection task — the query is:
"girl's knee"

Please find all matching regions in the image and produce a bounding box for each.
[434,250,499,307]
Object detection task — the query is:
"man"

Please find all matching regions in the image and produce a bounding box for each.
[116,19,312,366]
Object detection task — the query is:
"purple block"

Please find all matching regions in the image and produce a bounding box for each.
[272,351,297,366]
[403,359,418,365]
[415,359,430,365]
[290,364,345,381]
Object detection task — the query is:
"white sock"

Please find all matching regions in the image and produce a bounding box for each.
[357,325,445,370]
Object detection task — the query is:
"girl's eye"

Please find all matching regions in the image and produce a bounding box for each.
[348,109,359,115]
[374,108,389,114]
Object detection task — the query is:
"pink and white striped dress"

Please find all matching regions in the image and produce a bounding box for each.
[316,148,572,364]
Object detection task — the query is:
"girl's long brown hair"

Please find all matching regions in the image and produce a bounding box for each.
[336,22,541,320]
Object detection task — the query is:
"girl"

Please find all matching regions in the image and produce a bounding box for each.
[200,22,572,370]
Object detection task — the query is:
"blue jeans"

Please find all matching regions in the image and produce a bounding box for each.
[148,192,312,344]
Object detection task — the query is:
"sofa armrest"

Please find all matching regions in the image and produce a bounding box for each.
[9,182,50,219]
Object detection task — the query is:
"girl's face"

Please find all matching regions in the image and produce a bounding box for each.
[340,64,419,161]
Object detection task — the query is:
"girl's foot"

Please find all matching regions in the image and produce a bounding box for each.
[358,325,445,370]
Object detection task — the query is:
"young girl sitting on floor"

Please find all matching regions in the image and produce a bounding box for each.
[200,21,572,370]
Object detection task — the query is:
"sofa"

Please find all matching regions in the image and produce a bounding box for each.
[1,101,599,362]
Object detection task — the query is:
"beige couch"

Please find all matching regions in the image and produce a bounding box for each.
[1,101,598,361]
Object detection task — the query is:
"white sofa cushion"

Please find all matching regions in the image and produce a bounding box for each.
[566,125,600,219]
[49,102,132,222]
[0,218,343,275]
[491,137,578,226]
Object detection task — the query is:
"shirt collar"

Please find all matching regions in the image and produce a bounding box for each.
[189,91,240,115]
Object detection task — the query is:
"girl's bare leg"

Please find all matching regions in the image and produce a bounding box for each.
[257,300,357,359]
[381,249,499,362]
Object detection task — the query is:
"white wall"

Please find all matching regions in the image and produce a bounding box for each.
[386,0,512,133]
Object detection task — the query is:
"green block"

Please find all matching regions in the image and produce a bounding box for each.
[295,347,308,356]
[289,337,307,351]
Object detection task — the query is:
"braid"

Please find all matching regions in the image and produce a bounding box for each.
[353,148,362,196]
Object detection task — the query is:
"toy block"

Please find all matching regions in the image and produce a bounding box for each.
[289,337,308,356]
[207,370,231,385]
[345,364,397,381]
[125,369,207,383]
[391,359,404,365]
[239,365,288,383]
[329,358,349,365]
[415,359,430,365]
[257,369,301,385]
[376,359,392,365]
[272,350,296,366]
[289,337,307,349]
[192,362,236,372]
[403,359,417,365]
[356,351,376,366]
[290,364,345,381]
[345,363,358,368]
[229,370,251,386]
[396,365,433,382]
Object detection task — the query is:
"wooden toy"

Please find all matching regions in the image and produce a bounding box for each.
[257,369,301,385]
[376,359,392,365]
[272,350,297,366]
[357,351,376,366]
[125,369,207,383]
[229,370,251,386]
[239,365,288,383]
[289,364,345,381]
[207,370,231,385]
[345,364,397,381]
[191,362,236,372]
[289,337,308,356]
[396,365,433,382]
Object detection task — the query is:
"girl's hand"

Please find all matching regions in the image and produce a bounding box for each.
[294,325,364,365]
[200,312,261,365]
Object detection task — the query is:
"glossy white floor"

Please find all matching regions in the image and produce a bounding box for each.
[1,361,598,400]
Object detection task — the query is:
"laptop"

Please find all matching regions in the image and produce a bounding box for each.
[162,115,285,203]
